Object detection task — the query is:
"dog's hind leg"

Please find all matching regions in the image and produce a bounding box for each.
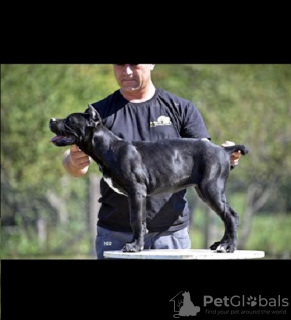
[209,203,239,253]
[195,183,239,253]
[122,191,147,253]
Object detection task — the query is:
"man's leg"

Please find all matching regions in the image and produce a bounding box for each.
[96,226,191,259]
[151,227,191,249]
[95,226,133,259]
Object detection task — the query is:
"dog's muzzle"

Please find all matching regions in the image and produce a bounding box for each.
[49,118,76,146]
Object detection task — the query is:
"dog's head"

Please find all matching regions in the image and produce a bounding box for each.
[49,104,101,147]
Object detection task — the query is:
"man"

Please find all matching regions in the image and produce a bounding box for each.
[62,64,241,259]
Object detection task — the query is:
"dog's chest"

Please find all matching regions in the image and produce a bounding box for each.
[103,177,127,196]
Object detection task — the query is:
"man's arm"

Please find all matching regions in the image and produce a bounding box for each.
[202,139,241,167]
[63,145,91,177]
[179,104,241,167]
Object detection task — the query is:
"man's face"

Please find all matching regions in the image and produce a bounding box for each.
[113,64,154,93]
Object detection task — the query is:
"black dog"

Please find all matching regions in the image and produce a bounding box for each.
[49,105,248,253]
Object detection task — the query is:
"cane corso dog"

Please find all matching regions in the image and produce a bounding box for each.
[49,105,248,253]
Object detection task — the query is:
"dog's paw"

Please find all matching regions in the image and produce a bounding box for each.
[209,241,220,251]
[122,242,144,253]
[210,241,236,253]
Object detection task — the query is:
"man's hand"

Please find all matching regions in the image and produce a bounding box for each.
[69,145,91,169]
[221,141,241,166]
[63,145,91,176]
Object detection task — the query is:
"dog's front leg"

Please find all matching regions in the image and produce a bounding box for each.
[122,192,147,253]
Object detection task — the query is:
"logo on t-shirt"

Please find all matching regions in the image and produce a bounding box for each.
[150,115,172,127]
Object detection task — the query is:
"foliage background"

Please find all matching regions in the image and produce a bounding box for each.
[1,64,291,259]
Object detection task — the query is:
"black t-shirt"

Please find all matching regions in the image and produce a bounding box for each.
[90,88,210,232]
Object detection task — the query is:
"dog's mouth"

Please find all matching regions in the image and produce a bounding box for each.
[50,135,76,146]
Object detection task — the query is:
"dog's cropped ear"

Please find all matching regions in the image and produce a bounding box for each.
[87,104,102,126]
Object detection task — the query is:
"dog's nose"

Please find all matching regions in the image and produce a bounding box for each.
[49,118,57,129]
[49,118,56,125]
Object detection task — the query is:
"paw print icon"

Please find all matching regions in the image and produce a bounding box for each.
[246,296,257,306]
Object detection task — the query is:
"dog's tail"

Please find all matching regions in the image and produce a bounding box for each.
[223,145,249,156]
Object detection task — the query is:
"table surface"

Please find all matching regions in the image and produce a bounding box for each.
[104,249,265,260]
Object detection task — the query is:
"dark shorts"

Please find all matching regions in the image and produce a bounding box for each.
[95,225,191,259]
